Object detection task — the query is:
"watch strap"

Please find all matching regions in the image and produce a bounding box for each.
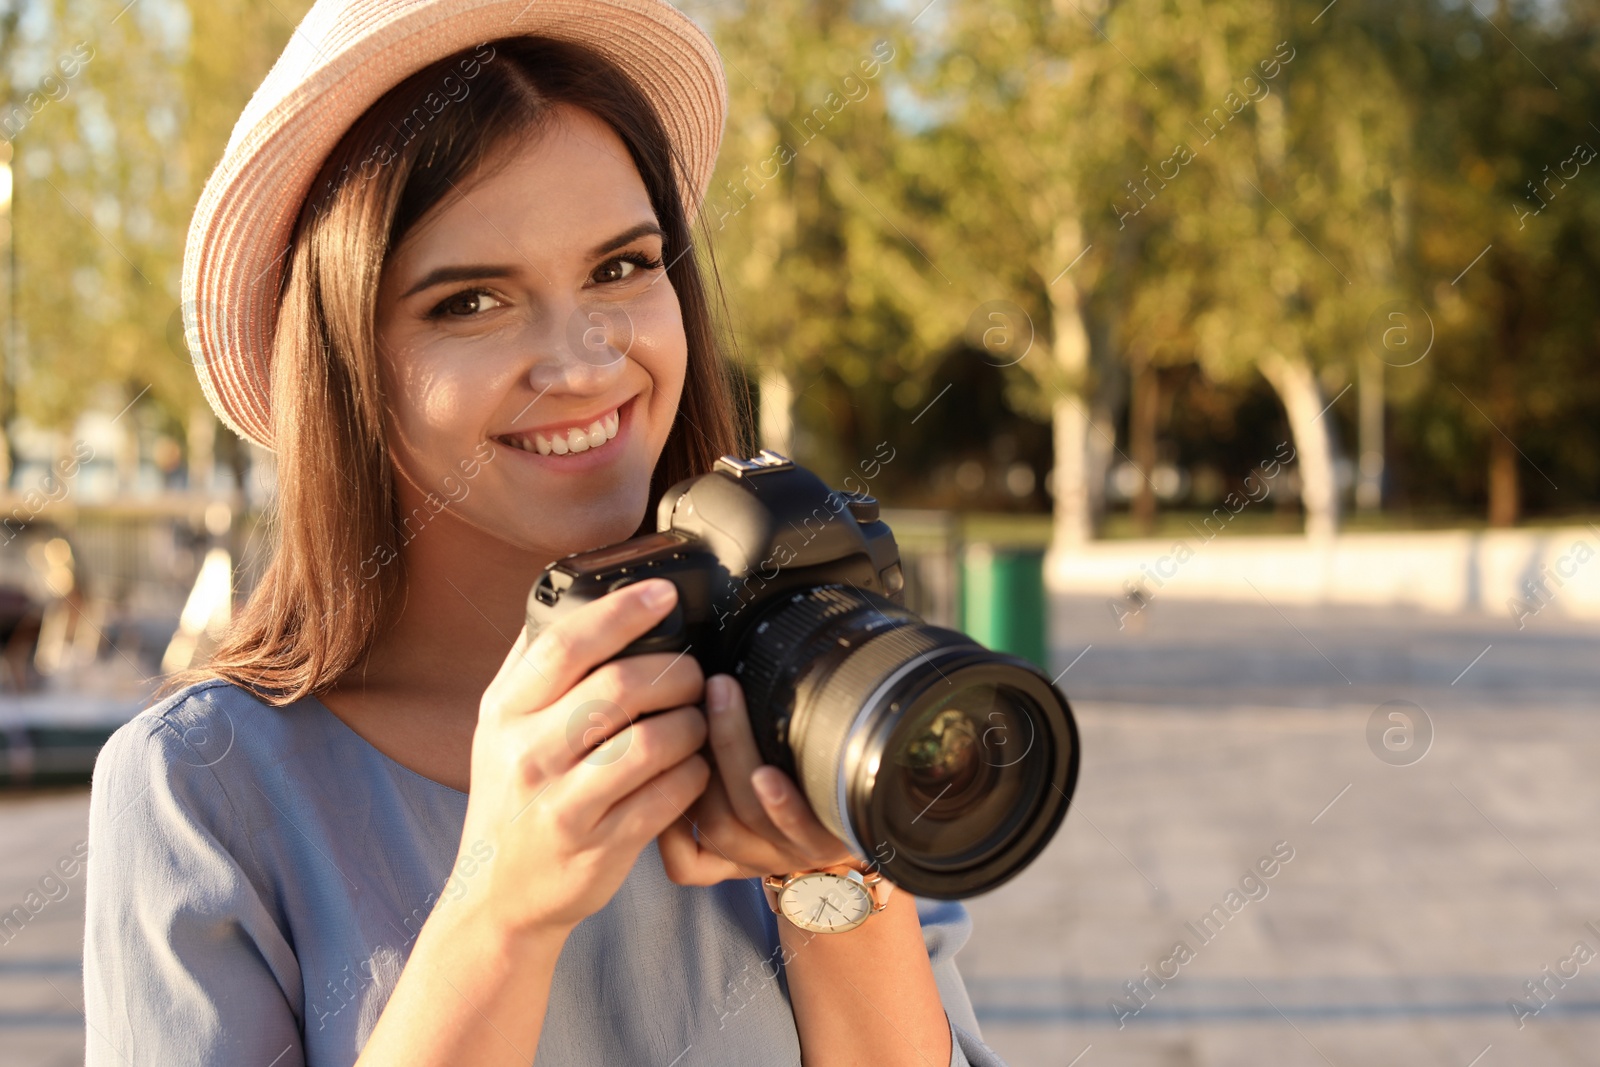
[761,872,783,913]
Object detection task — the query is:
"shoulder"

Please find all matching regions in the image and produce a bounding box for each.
[90,678,314,834]
[83,690,310,1064]
[95,678,281,783]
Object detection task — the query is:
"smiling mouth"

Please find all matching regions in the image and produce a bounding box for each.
[495,406,622,456]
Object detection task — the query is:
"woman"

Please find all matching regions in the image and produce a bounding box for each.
[83,2,1005,1064]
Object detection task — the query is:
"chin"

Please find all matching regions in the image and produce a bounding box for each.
[515,486,651,559]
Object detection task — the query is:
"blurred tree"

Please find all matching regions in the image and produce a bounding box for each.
[0,0,21,481]
[660,0,1600,534]
[2,0,1594,528]
[881,0,1412,544]
[692,0,957,488]
[871,0,1123,546]
[1386,0,1599,526]
[3,0,311,489]
[1195,2,1410,539]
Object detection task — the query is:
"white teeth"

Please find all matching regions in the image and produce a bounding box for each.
[505,405,622,457]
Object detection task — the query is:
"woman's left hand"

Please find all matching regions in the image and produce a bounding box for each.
[659,674,857,883]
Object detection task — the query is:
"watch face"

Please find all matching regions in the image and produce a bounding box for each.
[779,872,873,933]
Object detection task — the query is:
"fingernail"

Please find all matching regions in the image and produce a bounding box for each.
[753,769,785,805]
[707,675,728,715]
[639,579,675,609]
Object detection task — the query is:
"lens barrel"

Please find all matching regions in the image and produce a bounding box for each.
[731,585,1078,898]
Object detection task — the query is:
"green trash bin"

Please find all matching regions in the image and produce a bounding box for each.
[960,542,1048,671]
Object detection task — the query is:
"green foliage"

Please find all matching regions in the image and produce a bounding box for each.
[0,0,1595,518]
[3,0,313,431]
[701,0,1600,517]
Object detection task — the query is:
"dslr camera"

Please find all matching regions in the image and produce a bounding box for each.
[528,450,1079,898]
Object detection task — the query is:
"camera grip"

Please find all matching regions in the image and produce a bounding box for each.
[614,600,690,659]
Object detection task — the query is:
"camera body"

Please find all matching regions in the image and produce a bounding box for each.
[528,450,907,764]
[528,449,1079,898]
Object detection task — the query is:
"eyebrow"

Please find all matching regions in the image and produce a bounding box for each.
[399,221,667,300]
[589,221,666,260]
[401,264,516,300]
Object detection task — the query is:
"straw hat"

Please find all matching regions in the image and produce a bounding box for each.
[180,0,727,452]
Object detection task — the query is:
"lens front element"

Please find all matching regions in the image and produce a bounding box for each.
[880,684,1039,868]
[736,585,1079,899]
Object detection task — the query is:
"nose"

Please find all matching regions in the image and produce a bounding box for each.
[525,301,633,396]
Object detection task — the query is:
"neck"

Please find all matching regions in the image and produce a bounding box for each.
[341,491,553,708]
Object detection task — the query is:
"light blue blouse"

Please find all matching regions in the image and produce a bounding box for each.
[82,678,1006,1065]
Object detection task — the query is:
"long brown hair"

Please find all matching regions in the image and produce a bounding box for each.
[163,37,750,705]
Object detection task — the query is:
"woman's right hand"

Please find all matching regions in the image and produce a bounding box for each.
[447,577,711,942]
[355,578,707,1066]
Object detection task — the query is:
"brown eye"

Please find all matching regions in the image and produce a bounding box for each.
[592,251,665,285]
[431,288,505,318]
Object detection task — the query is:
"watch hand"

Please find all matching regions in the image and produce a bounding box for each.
[809,897,828,924]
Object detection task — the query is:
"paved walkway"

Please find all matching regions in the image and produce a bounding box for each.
[0,789,94,1067]
[959,597,1600,1066]
[1,596,1596,1066]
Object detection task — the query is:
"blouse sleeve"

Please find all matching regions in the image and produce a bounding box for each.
[917,896,1009,1067]
[83,715,306,1067]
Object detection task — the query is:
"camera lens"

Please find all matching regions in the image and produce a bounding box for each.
[900,701,985,816]
[879,685,1034,866]
[732,586,1078,899]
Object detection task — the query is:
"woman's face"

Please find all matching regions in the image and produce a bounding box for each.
[374,103,686,560]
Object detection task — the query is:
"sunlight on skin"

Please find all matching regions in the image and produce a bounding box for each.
[374,102,688,566]
[321,103,689,779]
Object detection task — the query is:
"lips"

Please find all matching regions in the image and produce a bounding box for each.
[493,398,633,459]
[498,408,620,456]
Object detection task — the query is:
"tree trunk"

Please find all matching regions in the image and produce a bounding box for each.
[1259,351,1339,541]
[1085,267,1127,536]
[1047,302,1093,548]
[1051,395,1092,546]
[218,426,250,498]
[1486,359,1520,528]
[758,366,794,456]
[1129,354,1159,536]
[822,370,860,467]
[1487,433,1520,527]
[1087,394,1116,535]
[1356,355,1383,511]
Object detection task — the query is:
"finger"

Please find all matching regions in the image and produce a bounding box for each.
[658,817,744,887]
[523,651,703,778]
[555,649,705,746]
[483,578,679,721]
[596,751,711,848]
[683,772,792,874]
[558,706,708,829]
[660,772,794,884]
[704,674,784,841]
[513,651,704,791]
[751,765,857,866]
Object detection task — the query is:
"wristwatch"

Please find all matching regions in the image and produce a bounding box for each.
[762,864,894,934]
